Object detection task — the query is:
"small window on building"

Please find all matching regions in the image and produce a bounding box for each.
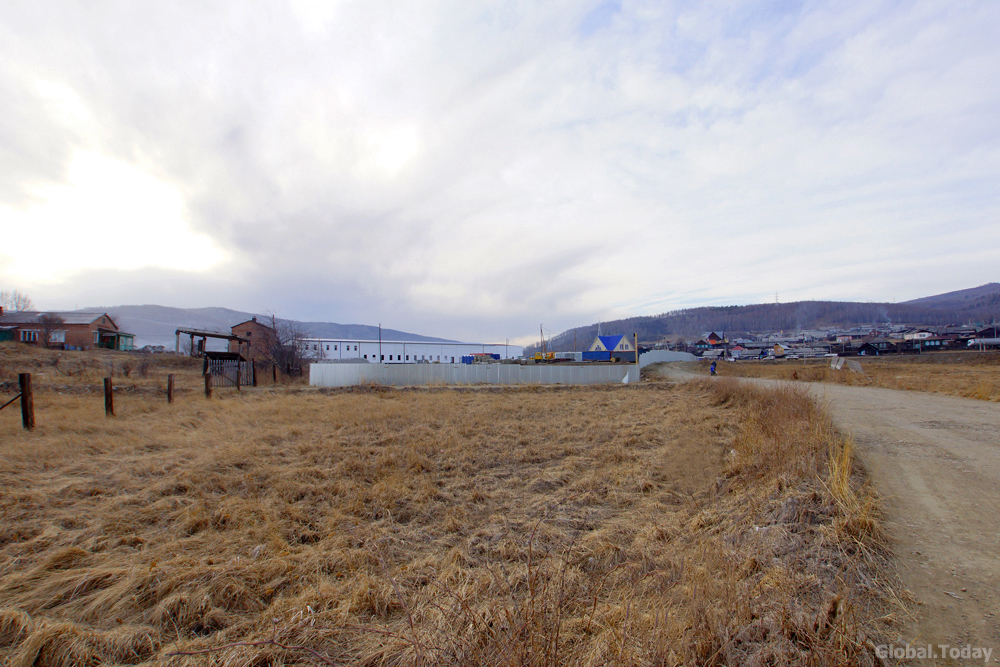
[334,345,338,351]
[52,331,66,343]
[406,355,409,361]
[94,331,100,344]
[381,355,384,361]
[364,354,368,359]
[326,345,329,351]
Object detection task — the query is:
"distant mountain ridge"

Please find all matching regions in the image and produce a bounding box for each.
[77,304,455,349]
[902,282,1000,310]
[526,283,1000,355]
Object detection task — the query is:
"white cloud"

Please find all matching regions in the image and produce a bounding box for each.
[0,0,998,341]
[1,151,226,280]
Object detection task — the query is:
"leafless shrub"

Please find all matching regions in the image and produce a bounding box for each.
[38,314,65,349]
[136,357,153,378]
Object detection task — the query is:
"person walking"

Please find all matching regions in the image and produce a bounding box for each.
[710,360,717,376]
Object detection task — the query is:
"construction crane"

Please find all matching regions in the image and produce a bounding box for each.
[533,324,554,361]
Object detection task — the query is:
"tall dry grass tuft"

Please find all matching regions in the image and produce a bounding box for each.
[0,373,902,665]
[672,379,900,666]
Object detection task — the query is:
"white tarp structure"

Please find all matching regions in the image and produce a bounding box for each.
[310,362,640,387]
[638,350,698,367]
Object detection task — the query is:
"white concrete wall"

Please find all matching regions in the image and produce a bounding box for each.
[310,362,639,387]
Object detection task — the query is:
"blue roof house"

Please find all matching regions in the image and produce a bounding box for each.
[589,335,635,353]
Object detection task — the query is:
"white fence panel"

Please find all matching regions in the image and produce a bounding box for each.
[310,363,639,387]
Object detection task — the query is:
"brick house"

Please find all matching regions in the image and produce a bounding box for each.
[229,317,275,361]
[0,309,134,351]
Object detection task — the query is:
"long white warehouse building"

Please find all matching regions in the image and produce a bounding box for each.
[298,339,523,364]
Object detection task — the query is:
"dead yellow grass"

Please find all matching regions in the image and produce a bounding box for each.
[0,342,204,393]
[716,352,1000,401]
[0,368,901,665]
[0,342,299,397]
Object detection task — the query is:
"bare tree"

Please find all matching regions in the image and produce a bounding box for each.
[261,314,308,376]
[38,313,65,348]
[0,290,33,311]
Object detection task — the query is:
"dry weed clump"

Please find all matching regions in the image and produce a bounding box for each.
[0,377,900,666]
[717,351,1000,401]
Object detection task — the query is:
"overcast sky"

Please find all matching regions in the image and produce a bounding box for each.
[1,1,998,344]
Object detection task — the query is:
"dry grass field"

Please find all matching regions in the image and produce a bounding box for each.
[1,347,901,666]
[715,351,1000,401]
[0,343,205,394]
[0,342,296,396]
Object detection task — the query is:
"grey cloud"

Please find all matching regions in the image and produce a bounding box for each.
[3,1,1000,340]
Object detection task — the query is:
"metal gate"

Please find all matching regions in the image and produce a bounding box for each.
[208,359,254,387]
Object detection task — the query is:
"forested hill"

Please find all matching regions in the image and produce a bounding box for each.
[528,284,1000,354]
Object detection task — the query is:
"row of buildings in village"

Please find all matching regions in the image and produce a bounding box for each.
[3,306,996,366]
[674,325,1000,359]
[0,308,135,351]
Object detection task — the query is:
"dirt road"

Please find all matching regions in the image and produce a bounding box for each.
[649,364,1000,661]
[808,383,1000,660]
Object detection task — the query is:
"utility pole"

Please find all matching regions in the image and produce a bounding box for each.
[634,332,639,378]
[379,323,382,363]
[540,324,545,356]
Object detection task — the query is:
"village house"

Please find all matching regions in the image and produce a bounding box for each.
[0,308,134,351]
[902,329,936,340]
[915,335,956,351]
[584,334,637,362]
[857,337,904,355]
[693,339,713,352]
[229,316,276,360]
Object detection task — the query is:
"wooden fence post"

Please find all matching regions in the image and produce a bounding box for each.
[19,373,34,430]
[204,372,212,399]
[104,377,115,417]
[235,365,242,393]
[272,364,277,384]
[167,374,175,403]
[252,359,258,387]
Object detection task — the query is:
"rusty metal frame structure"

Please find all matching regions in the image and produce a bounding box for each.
[175,328,249,358]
